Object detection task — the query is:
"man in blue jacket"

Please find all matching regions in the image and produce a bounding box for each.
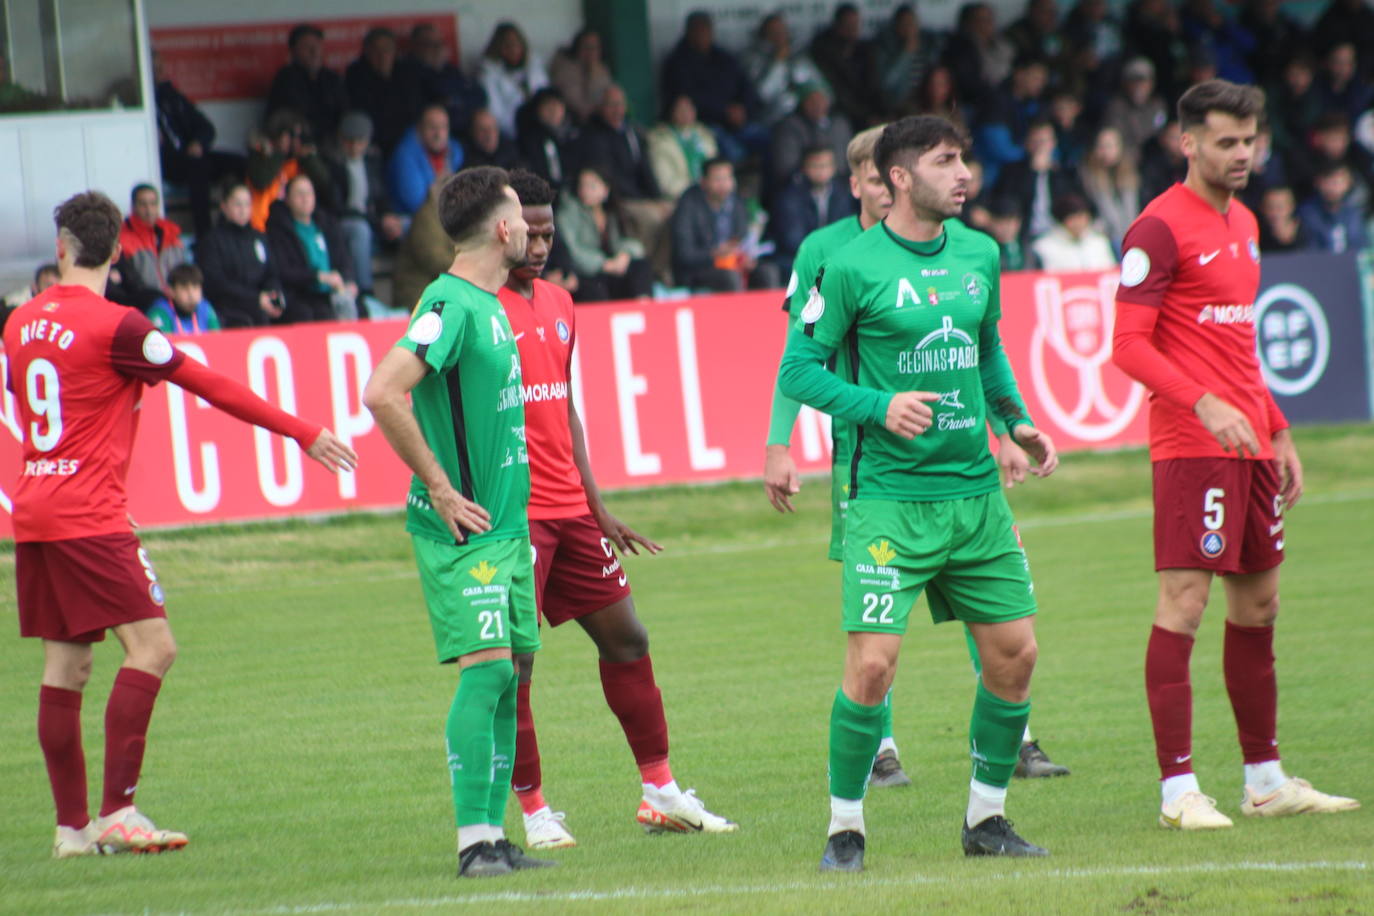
[388,104,465,215]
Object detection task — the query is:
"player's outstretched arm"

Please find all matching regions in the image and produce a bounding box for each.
[362,347,490,538]
[568,398,660,555]
[167,358,357,472]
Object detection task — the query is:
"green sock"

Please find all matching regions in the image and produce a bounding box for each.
[829,688,885,799]
[880,688,894,740]
[964,625,982,678]
[487,665,518,826]
[969,681,1030,788]
[446,658,514,827]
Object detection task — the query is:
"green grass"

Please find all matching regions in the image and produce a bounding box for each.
[2,424,1372,915]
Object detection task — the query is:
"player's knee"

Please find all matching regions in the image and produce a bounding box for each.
[135,635,177,677]
[853,653,895,699]
[1240,591,1280,627]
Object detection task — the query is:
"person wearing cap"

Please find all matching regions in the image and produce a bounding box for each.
[1104,57,1168,164]
[323,111,404,305]
[770,81,853,187]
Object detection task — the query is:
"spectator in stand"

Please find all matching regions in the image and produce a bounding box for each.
[648,94,719,205]
[1302,113,1374,210]
[266,174,358,323]
[153,52,243,236]
[1268,55,1326,174]
[985,196,1037,270]
[548,29,613,126]
[661,11,763,163]
[1316,42,1374,126]
[1310,0,1374,77]
[1139,118,1187,202]
[558,166,654,302]
[670,157,779,291]
[1298,161,1370,254]
[463,108,522,169]
[1257,185,1309,253]
[147,264,219,335]
[943,2,1015,114]
[1239,0,1304,86]
[478,22,549,138]
[809,4,878,128]
[111,184,188,311]
[516,88,575,194]
[1123,0,1188,102]
[770,82,854,188]
[1005,0,1067,78]
[387,103,463,216]
[1103,58,1168,165]
[769,146,856,277]
[1062,0,1125,85]
[914,64,965,128]
[964,158,993,230]
[992,117,1086,243]
[1031,192,1118,270]
[393,178,452,313]
[1078,126,1140,249]
[1048,91,1091,168]
[974,54,1050,187]
[323,111,405,303]
[1239,124,1290,214]
[344,27,419,156]
[743,13,830,127]
[872,5,938,118]
[402,23,487,138]
[1179,0,1256,85]
[245,109,332,232]
[3,263,58,308]
[267,24,349,146]
[195,181,284,328]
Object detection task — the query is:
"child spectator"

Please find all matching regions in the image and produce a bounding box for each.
[148,264,219,334]
[1031,192,1118,271]
[1257,186,1308,253]
[985,196,1037,271]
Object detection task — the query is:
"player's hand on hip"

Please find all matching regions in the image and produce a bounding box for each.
[432,483,492,538]
[1194,393,1260,456]
[763,444,801,512]
[1272,428,1304,509]
[594,507,662,555]
[305,429,359,472]
[996,433,1030,488]
[885,391,941,439]
[1012,424,1059,477]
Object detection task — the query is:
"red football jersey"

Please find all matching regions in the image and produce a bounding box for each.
[1114,183,1281,461]
[498,280,589,520]
[3,285,186,542]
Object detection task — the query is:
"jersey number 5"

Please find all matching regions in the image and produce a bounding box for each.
[25,358,63,451]
[1202,488,1226,531]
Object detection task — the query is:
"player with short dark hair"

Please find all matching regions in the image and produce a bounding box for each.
[496,169,736,850]
[1111,79,1359,830]
[8,190,356,859]
[779,115,1060,870]
[362,168,555,878]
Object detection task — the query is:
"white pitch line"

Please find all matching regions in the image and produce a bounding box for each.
[103,859,1370,916]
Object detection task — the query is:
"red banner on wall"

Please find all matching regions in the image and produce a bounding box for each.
[151,15,459,103]
[0,272,1148,539]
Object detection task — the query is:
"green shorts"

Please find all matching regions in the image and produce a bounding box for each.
[840,494,1037,634]
[412,535,541,663]
[827,472,850,563]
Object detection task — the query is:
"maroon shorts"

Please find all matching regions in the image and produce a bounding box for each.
[1152,458,1285,575]
[529,514,633,626]
[16,532,168,643]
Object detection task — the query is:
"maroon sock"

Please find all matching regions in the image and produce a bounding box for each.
[1224,621,1280,764]
[599,655,670,773]
[1146,626,1195,780]
[512,679,542,798]
[38,686,89,829]
[100,668,162,818]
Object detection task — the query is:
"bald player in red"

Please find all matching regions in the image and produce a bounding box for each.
[6,191,357,859]
[496,170,737,849]
[1111,81,1358,830]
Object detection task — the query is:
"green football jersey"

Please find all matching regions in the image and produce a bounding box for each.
[396,273,530,545]
[795,219,1031,502]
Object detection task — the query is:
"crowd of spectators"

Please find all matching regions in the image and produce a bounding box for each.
[10,0,1371,329]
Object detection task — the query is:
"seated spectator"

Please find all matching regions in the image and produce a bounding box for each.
[195,181,284,328]
[153,52,244,235]
[1310,0,1374,75]
[1297,161,1369,254]
[809,4,878,128]
[548,29,612,125]
[1140,120,1187,203]
[1257,185,1308,253]
[558,166,654,302]
[913,65,964,126]
[267,24,349,145]
[1239,124,1289,214]
[1103,58,1167,165]
[345,27,420,156]
[1124,0,1189,102]
[393,178,453,312]
[647,95,719,201]
[660,11,764,162]
[1078,126,1140,249]
[670,157,780,291]
[245,109,332,232]
[478,22,549,138]
[984,196,1037,271]
[770,83,853,188]
[769,146,856,277]
[1267,55,1324,172]
[1047,91,1091,169]
[964,158,992,230]
[1239,0,1304,85]
[873,5,938,118]
[148,263,219,334]
[323,112,405,301]
[463,108,522,169]
[402,23,487,138]
[943,2,1015,113]
[516,88,575,193]
[742,12,829,126]
[1316,42,1373,126]
[1006,0,1067,76]
[266,174,358,322]
[973,53,1049,187]
[3,263,58,307]
[111,183,188,310]
[1060,0,1123,120]
[992,118,1085,242]
[1031,193,1118,270]
[388,104,463,216]
[1179,0,1256,85]
[1296,113,1374,210]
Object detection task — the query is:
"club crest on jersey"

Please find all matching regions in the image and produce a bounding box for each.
[253,239,267,263]
[962,273,984,303]
[1248,238,1260,263]
[1200,531,1226,558]
[556,319,570,342]
[408,311,443,345]
[801,287,825,323]
[148,582,165,606]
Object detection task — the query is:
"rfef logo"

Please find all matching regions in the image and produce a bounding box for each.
[1253,283,1330,396]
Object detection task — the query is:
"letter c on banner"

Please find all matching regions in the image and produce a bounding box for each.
[166,342,222,513]
[247,337,303,507]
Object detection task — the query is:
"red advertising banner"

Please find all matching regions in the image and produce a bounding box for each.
[151,15,459,103]
[0,273,1148,539]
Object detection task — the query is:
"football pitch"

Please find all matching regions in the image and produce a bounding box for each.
[2,424,1372,915]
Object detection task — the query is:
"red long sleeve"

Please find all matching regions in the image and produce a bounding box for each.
[1111,301,1209,410]
[168,356,321,446]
